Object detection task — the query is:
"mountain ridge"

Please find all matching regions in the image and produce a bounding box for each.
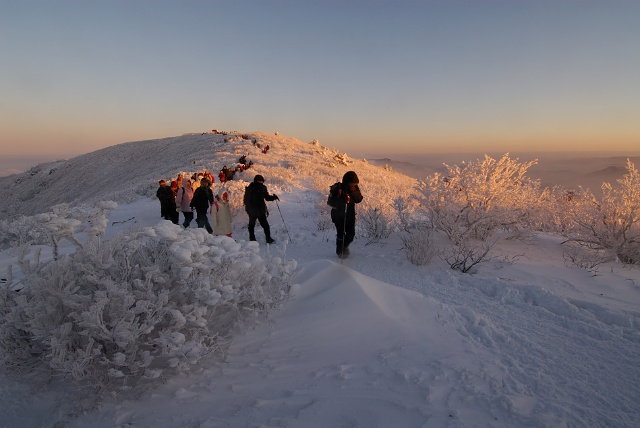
[0,132,419,221]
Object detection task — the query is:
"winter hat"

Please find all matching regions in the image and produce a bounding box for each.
[342,171,359,185]
[254,174,265,183]
[158,179,166,185]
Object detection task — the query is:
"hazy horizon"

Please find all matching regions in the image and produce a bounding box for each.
[3,139,639,197]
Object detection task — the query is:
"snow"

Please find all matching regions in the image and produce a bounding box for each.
[1,132,639,428]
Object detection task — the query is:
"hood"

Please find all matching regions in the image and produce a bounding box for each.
[342,171,359,185]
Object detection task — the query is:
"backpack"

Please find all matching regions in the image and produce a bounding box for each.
[243,183,262,207]
[243,185,251,206]
[327,182,342,207]
[176,188,184,206]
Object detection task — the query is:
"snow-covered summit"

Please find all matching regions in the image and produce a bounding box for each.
[0,131,418,221]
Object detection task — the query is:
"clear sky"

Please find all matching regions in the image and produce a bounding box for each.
[1,0,639,159]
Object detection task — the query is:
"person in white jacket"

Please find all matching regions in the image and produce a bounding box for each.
[212,188,233,237]
[176,178,195,228]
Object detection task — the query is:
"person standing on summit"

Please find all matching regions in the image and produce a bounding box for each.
[244,174,279,244]
[327,171,363,258]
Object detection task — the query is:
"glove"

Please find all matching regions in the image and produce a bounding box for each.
[346,194,351,203]
[274,194,279,200]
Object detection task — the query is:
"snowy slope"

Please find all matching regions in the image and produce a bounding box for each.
[1,132,639,428]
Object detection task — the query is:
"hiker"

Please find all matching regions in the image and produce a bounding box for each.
[176,177,195,228]
[190,178,214,233]
[327,171,363,258]
[156,179,177,222]
[168,181,179,224]
[192,172,204,189]
[244,174,279,243]
[213,188,233,237]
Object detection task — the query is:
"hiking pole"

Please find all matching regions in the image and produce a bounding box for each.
[275,200,291,242]
[340,200,348,262]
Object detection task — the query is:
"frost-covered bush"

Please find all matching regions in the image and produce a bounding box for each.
[423,154,538,241]
[360,206,393,244]
[561,159,640,265]
[32,201,117,259]
[0,215,50,250]
[0,204,295,394]
[401,225,439,266]
[419,154,538,272]
[392,196,439,266]
[532,186,577,233]
[562,241,610,275]
[443,236,498,274]
[392,196,414,232]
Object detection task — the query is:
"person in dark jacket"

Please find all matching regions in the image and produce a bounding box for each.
[190,178,214,233]
[327,171,363,258]
[244,174,279,243]
[156,179,177,222]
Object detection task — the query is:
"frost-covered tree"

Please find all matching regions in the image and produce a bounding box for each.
[419,154,539,272]
[423,154,538,241]
[562,159,640,264]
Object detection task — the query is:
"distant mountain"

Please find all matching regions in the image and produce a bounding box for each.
[527,156,640,192]
[366,158,444,180]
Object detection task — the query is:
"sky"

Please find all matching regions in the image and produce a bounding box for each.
[1,0,639,161]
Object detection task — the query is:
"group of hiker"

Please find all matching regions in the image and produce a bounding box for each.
[156,170,363,258]
[218,154,255,182]
[156,173,233,236]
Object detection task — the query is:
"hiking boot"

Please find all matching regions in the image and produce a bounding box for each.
[266,237,275,244]
[337,245,350,259]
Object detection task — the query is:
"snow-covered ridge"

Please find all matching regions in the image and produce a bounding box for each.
[0,132,419,221]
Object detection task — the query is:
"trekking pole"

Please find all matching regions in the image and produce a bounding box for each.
[275,200,291,242]
[340,200,348,262]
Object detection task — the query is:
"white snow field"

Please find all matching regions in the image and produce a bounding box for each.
[0,132,639,428]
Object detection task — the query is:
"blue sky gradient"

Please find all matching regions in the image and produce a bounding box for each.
[2,0,639,158]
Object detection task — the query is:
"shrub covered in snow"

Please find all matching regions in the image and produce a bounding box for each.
[415,154,539,271]
[561,159,640,265]
[0,215,49,250]
[422,154,539,242]
[0,203,295,393]
[400,225,439,266]
[360,206,393,244]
